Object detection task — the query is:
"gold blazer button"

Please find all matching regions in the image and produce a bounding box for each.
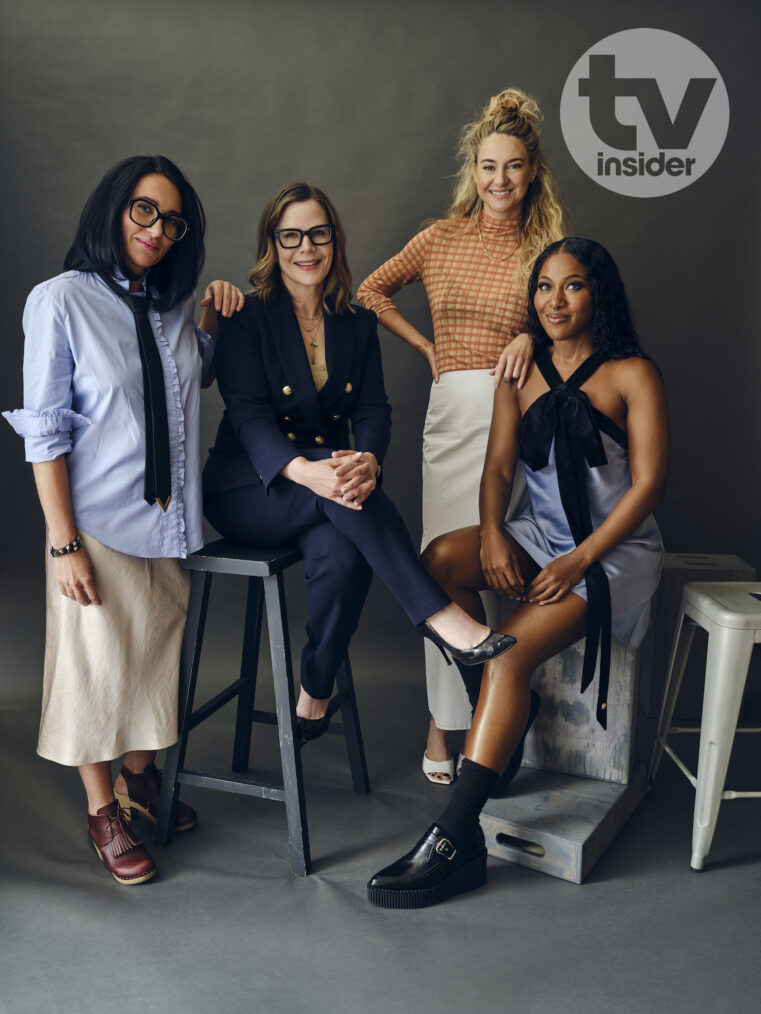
[287,432,296,441]
[315,435,325,445]
[283,385,293,396]
[344,382,352,393]
[283,415,291,421]
[332,414,341,421]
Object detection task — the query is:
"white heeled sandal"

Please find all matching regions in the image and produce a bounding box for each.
[422,751,455,785]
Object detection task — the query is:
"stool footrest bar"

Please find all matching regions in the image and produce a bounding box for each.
[177,769,286,802]
[252,708,278,726]
[189,678,249,729]
[664,744,698,788]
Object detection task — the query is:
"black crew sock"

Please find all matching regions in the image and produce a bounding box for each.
[436,758,498,840]
[455,659,484,713]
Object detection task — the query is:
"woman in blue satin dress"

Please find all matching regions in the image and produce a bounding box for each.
[367,237,668,909]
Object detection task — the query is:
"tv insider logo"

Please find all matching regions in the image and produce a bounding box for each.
[561,29,729,198]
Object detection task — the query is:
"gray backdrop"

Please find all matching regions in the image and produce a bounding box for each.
[2,0,759,706]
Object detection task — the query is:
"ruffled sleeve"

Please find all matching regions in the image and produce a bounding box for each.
[3,282,91,461]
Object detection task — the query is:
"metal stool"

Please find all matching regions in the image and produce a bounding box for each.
[648,582,761,870]
[154,539,370,876]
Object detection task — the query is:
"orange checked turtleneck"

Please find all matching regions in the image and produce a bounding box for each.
[357,212,527,375]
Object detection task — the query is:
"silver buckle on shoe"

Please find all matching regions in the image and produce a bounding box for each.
[435,837,457,860]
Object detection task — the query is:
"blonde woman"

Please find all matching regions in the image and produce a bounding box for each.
[357,89,565,781]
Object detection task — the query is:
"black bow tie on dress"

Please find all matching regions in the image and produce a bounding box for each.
[98,273,172,511]
[519,348,611,728]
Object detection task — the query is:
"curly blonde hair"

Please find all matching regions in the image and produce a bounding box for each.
[249,182,353,315]
[446,88,565,277]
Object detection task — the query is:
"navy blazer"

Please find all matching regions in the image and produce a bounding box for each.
[204,289,392,497]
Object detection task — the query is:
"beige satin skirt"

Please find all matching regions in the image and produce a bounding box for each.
[38,532,190,766]
[421,370,527,731]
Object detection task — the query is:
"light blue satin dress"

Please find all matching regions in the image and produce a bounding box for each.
[503,348,664,726]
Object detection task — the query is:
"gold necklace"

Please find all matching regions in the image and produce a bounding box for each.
[476,219,519,264]
[297,318,324,361]
[295,312,324,335]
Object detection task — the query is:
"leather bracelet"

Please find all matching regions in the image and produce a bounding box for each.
[50,534,83,558]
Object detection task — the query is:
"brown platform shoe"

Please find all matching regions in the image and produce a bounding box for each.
[114,763,197,832]
[87,801,156,885]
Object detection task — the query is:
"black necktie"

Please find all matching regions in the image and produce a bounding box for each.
[99,274,172,511]
[519,348,612,728]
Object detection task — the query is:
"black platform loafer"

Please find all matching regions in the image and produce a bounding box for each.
[489,690,542,798]
[417,623,517,668]
[367,824,487,909]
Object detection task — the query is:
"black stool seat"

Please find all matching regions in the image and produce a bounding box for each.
[154,539,371,876]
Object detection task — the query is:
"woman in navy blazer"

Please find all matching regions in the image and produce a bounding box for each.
[204,183,515,740]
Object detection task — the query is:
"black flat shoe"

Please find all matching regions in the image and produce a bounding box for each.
[489,691,542,798]
[297,713,330,745]
[417,622,516,668]
[367,824,487,910]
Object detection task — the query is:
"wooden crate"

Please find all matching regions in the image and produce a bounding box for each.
[521,635,646,784]
[481,765,647,884]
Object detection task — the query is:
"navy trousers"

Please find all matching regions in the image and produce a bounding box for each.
[205,477,450,699]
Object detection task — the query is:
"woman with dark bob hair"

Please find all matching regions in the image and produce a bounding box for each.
[203,182,517,743]
[4,155,243,885]
[367,237,668,908]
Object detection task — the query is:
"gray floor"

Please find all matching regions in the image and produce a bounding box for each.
[2,588,760,1014]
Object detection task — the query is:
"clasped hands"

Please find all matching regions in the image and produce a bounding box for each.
[298,450,379,509]
[480,529,588,605]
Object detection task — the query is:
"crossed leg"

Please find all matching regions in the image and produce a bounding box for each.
[423,524,588,773]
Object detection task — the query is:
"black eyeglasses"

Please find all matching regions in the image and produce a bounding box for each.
[128,198,188,241]
[273,225,334,249]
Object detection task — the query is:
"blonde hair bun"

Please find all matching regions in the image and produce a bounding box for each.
[445,87,565,278]
[485,88,542,132]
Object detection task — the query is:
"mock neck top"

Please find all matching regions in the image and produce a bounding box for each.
[357,212,526,374]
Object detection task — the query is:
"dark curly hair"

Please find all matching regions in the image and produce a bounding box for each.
[527,237,647,360]
[64,155,205,312]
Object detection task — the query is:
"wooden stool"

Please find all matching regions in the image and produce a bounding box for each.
[154,539,370,876]
[648,582,761,870]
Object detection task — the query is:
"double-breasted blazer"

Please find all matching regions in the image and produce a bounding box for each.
[203,289,392,497]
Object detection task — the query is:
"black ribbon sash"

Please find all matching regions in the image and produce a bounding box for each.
[98,273,172,511]
[519,347,611,728]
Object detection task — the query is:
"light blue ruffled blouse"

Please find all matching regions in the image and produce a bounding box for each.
[3,270,214,559]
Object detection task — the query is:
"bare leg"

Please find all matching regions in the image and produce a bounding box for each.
[296,687,330,720]
[421,526,539,766]
[422,526,492,622]
[81,750,158,813]
[79,761,115,815]
[424,717,454,782]
[465,595,588,773]
[368,589,591,909]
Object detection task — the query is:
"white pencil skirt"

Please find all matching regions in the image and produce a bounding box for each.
[421,370,527,731]
[38,532,191,766]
